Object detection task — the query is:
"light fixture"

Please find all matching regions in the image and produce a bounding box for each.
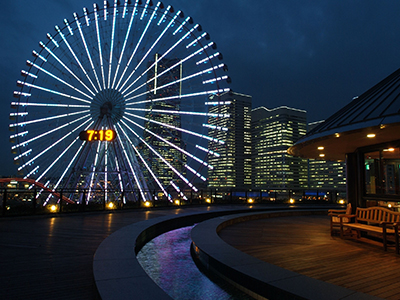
[335,133,340,138]
[367,133,376,138]
[247,198,254,204]
[205,198,211,204]
[289,198,295,204]
[144,201,151,208]
[174,199,180,206]
[50,204,58,212]
[317,146,324,150]
[107,202,115,209]
[319,153,325,157]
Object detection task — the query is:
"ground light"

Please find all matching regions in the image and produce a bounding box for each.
[289,198,295,204]
[338,199,345,205]
[107,202,115,210]
[205,198,211,204]
[49,204,58,213]
[144,201,151,208]
[174,199,180,206]
[247,198,254,204]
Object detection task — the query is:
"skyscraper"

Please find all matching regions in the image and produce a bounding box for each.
[143,55,186,188]
[252,106,308,189]
[307,121,346,190]
[207,91,252,190]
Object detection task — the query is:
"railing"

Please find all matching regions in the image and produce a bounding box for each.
[0,187,347,217]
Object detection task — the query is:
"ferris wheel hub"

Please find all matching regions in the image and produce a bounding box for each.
[90,89,126,123]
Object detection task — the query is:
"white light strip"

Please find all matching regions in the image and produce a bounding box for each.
[126,88,230,107]
[64,19,74,36]
[123,0,128,17]
[105,141,108,202]
[117,3,161,91]
[120,119,198,193]
[17,117,91,171]
[10,112,28,117]
[202,123,228,131]
[10,101,89,108]
[185,164,207,182]
[94,3,106,89]
[10,131,28,139]
[32,50,47,62]
[13,91,31,98]
[123,23,200,96]
[205,101,232,106]
[17,80,91,104]
[196,52,221,65]
[123,116,213,169]
[14,149,32,161]
[115,126,148,201]
[125,111,225,145]
[140,0,150,20]
[104,0,108,21]
[186,32,208,48]
[39,41,95,96]
[126,63,225,99]
[12,114,90,150]
[24,166,39,179]
[111,0,139,88]
[121,8,181,95]
[83,7,90,26]
[173,16,190,35]
[203,75,228,85]
[87,139,102,203]
[27,60,92,99]
[47,33,59,48]
[74,11,102,90]
[21,70,38,79]
[158,6,171,25]
[107,0,118,89]
[170,181,188,200]
[114,157,125,202]
[69,15,98,93]
[126,107,228,118]
[196,144,220,158]
[10,110,89,128]
[117,123,169,200]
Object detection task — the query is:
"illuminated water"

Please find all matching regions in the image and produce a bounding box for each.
[137,226,253,300]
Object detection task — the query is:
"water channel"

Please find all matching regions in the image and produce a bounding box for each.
[137,225,253,300]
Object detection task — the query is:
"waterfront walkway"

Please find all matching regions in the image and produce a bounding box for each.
[1,205,399,299]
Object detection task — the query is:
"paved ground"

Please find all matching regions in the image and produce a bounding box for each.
[0,206,229,300]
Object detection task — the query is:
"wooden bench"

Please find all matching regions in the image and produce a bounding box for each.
[337,206,400,253]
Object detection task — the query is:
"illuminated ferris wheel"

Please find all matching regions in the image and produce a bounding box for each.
[10,0,230,205]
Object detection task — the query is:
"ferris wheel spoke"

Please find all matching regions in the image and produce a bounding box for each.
[111,1,139,89]
[125,107,229,118]
[126,63,228,100]
[16,117,92,171]
[86,140,102,203]
[115,2,161,91]
[122,23,202,96]
[38,42,96,96]
[118,7,180,94]
[9,110,90,128]
[119,119,198,192]
[36,136,81,183]
[107,0,118,89]
[73,9,103,91]
[114,127,148,201]
[16,80,91,104]
[94,3,106,89]
[56,20,99,94]
[10,102,90,109]
[11,114,91,151]
[122,116,213,170]
[117,123,170,200]
[195,144,221,158]
[26,60,93,99]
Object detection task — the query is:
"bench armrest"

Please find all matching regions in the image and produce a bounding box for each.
[338,214,356,218]
[328,209,346,216]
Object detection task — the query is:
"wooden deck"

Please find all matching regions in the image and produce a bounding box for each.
[218,214,400,300]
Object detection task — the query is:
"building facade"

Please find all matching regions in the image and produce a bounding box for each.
[252,106,308,189]
[207,91,252,190]
[143,56,186,188]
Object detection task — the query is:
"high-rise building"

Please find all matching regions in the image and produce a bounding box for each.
[143,55,186,188]
[252,106,308,189]
[207,91,252,190]
[307,121,346,190]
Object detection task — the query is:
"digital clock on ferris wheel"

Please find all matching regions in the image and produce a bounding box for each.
[79,129,116,142]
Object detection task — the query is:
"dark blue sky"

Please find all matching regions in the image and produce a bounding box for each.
[1,0,400,176]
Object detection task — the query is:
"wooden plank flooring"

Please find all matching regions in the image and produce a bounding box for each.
[218,215,400,300]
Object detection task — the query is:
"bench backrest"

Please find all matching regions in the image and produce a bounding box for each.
[356,207,400,224]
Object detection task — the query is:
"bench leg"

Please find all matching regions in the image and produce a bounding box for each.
[383,228,387,251]
[395,227,399,255]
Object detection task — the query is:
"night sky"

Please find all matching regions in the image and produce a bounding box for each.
[1,0,400,176]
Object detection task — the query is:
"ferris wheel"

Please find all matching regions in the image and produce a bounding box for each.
[10,0,230,205]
